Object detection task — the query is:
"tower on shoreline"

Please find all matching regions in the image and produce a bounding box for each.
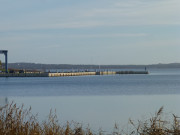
[0,50,8,73]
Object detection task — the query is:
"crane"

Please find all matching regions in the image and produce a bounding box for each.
[0,50,8,73]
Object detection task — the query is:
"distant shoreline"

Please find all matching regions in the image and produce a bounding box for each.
[4,62,180,70]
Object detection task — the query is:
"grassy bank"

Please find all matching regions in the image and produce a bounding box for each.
[0,103,180,135]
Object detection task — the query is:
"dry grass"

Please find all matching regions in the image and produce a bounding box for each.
[0,103,180,135]
[0,102,93,135]
[128,107,180,135]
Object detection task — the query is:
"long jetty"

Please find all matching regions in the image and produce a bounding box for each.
[0,71,148,77]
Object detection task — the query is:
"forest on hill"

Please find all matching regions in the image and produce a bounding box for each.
[5,62,180,70]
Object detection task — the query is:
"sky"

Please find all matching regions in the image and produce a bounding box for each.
[0,0,180,65]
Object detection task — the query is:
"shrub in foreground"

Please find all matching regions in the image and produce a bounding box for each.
[0,103,180,135]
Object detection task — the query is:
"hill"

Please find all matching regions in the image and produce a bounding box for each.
[6,62,180,70]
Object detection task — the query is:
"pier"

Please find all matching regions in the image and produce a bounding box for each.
[0,71,148,77]
[0,50,148,77]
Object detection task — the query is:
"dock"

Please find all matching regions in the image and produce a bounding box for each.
[0,71,148,77]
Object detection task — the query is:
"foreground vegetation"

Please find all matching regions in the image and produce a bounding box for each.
[0,103,180,135]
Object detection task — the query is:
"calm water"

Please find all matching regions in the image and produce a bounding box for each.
[0,68,180,132]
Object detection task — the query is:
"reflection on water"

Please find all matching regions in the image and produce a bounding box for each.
[0,97,8,107]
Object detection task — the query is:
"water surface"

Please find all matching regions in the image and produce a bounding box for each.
[0,68,180,131]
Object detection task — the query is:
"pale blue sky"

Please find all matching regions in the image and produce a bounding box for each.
[0,0,180,64]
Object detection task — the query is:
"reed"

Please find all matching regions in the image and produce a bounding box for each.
[0,103,180,135]
[128,106,180,135]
